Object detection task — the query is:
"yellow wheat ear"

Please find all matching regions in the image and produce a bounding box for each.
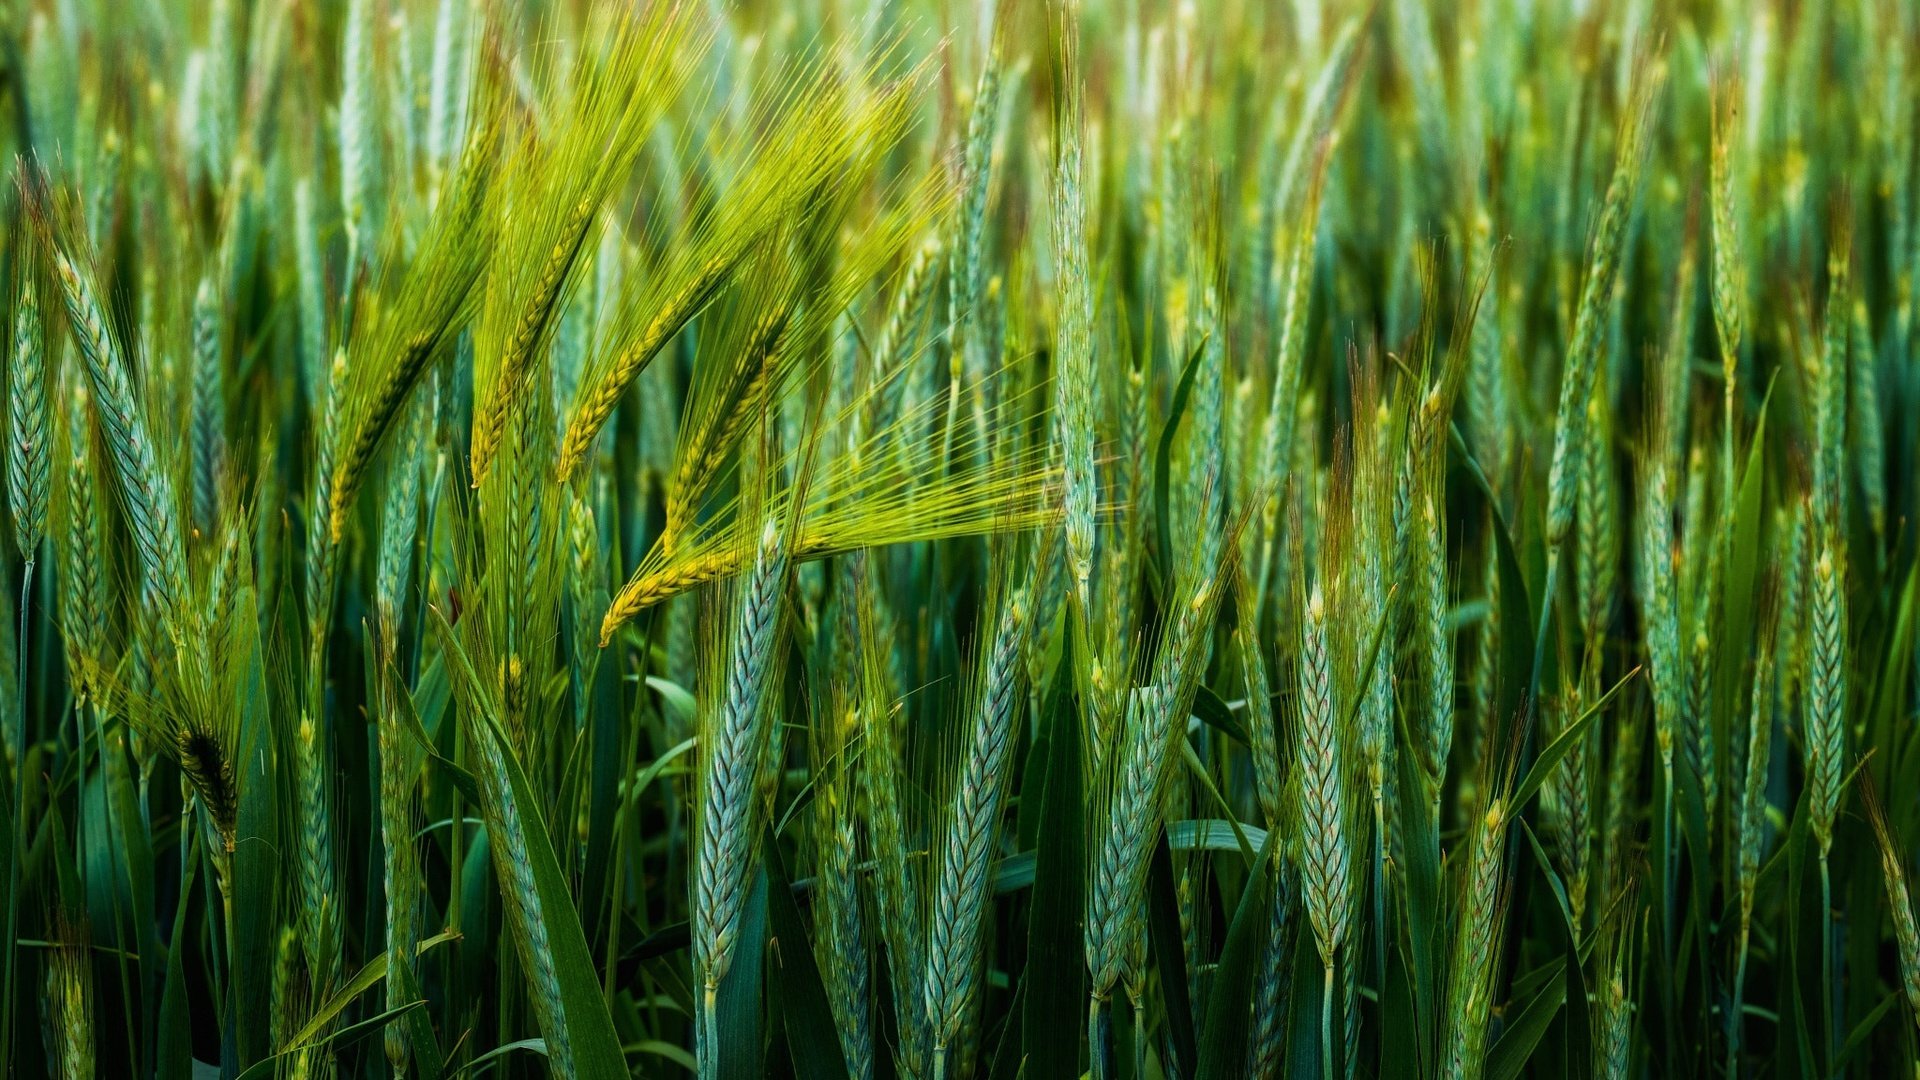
[468,1,703,484]
[558,54,931,482]
[331,112,505,540]
[600,362,1059,645]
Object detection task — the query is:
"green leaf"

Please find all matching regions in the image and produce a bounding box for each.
[1191,684,1251,745]
[232,631,279,1069]
[1181,743,1259,866]
[713,865,768,1080]
[1015,724,1052,853]
[1025,673,1086,1079]
[459,1038,549,1076]
[645,675,699,729]
[1509,665,1639,811]
[432,607,630,1078]
[288,929,460,1047]
[763,829,848,1080]
[988,976,1028,1080]
[1154,334,1211,580]
[393,945,447,1080]
[1148,830,1198,1077]
[237,1002,430,1080]
[1392,713,1440,1051]
[392,655,483,804]
[1196,829,1279,1079]
[475,708,628,1075]
[157,842,200,1080]
[1166,818,1270,855]
[1836,991,1900,1070]
[1484,960,1568,1080]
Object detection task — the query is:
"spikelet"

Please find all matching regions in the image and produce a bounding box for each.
[1735,614,1777,929]
[1051,17,1097,614]
[296,351,346,993]
[1637,449,1681,774]
[947,32,1003,424]
[32,180,190,622]
[1809,208,1851,525]
[1255,161,1325,566]
[375,404,427,1073]
[377,396,429,637]
[1863,778,1920,1035]
[600,364,1056,641]
[1804,522,1845,856]
[565,484,601,728]
[694,512,790,1069]
[58,379,105,703]
[1249,861,1295,1079]
[855,562,924,1077]
[1237,563,1283,830]
[1545,62,1661,546]
[1416,485,1454,791]
[1466,521,1500,816]
[8,274,48,563]
[1600,705,1641,902]
[1709,70,1743,387]
[1085,681,1172,1004]
[468,2,695,481]
[308,349,346,665]
[1577,386,1616,652]
[339,0,378,254]
[43,930,93,1080]
[188,274,224,538]
[270,924,308,1073]
[1465,221,1508,480]
[1296,578,1349,973]
[426,0,473,184]
[923,567,1027,1072]
[293,180,329,402]
[862,234,942,443]
[1349,390,1395,851]
[1086,484,1230,1014]
[1849,300,1885,544]
[1595,882,1637,1077]
[434,602,576,1077]
[558,64,924,481]
[813,662,873,1080]
[1728,590,1778,1071]
[1443,796,1510,1080]
[376,640,423,1076]
[330,115,503,538]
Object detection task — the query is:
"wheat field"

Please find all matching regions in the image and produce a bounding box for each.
[1,0,1917,1076]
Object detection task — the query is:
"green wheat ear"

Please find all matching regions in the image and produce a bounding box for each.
[1546,58,1662,547]
[28,174,189,621]
[1864,776,1920,1035]
[8,275,48,564]
[4,4,1919,1078]
[923,561,1028,1074]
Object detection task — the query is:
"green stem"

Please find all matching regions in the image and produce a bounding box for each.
[700,985,718,1076]
[1089,994,1112,1080]
[1661,759,1676,949]
[1729,915,1750,1078]
[1323,959,1336,1080]
[1660,754,1677,1069]
[1372,790,1387,1075]
[1821,851,1835,1078]
[0,559,30,1072]
[1132,989,1146,1080]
